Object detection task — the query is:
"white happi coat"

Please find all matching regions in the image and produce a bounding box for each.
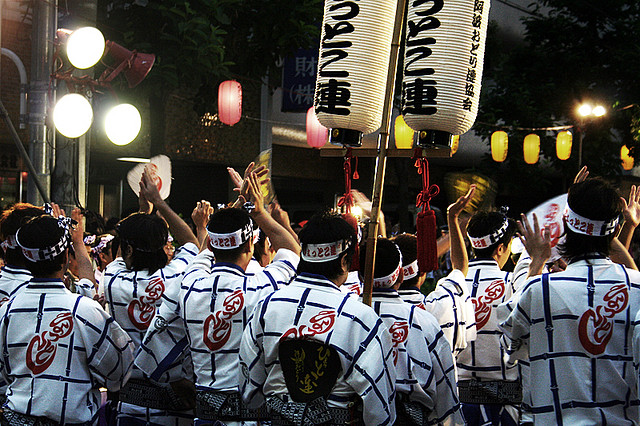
[501,255,640,425]
[240,273,397,426]
[180,248,299,391]
[0,265,31,306]
[0,279,134,423]
[398,288,427,308]
[104,242,198,381]
[423,269,477,356]
[339,270,362,297]
[457,259,523,382]
[370,288,463,425]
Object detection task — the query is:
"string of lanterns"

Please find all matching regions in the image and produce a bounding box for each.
[488,129,634,170]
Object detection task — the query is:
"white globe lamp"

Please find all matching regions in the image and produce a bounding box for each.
[105,103,142,146]
[53,94,93,138]
[66,27,105,69]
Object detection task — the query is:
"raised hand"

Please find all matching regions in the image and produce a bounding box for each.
[447,184,476,219]
[574,166,589,184]
[246,172,265,215]
[191,200,213,230]
[518,213,552,277]
[140,168,163,206]
[622,185,640,227]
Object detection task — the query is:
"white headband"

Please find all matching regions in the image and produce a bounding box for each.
[373,245,403,288]
[1,235,17,251]
[207,221,258,250]
[16,229,71,262]
[301,239,351,263]
[91,234,115,255]
[468,218,509,249]
[563,205,619,236]
[402,259,419,280]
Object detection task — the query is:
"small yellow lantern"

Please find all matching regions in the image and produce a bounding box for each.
[556,131,572,160]
[491,131,508,162]
[523,134,540,164]
[621,145,634,171]
[451,135,460,155]
[394,115,414,149]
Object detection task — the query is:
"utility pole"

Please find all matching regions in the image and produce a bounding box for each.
[28,0,57,205]
[52,0,98,212]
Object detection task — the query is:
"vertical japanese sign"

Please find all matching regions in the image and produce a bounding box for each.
[313,0,398,134]
[281,49,318,112]
[401,0,490,135]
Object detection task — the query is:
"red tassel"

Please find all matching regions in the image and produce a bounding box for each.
[353,156,359,180]
[416,209,438,272]
[343,213,360,272]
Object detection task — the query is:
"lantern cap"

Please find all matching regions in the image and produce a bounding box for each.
[328,128,363,148]
[416,130,452,149]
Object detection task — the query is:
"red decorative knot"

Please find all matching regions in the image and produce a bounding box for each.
[414,157,440,212]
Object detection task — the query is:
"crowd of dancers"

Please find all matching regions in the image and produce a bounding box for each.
[1,163,640,426]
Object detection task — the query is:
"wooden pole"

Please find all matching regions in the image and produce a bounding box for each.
[362,0,408,306]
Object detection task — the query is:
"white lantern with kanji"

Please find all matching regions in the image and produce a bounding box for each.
[401,0,491,147]
[313,0,398,146]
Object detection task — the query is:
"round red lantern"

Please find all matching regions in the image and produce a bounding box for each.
[218,80,242,126]
[306,107,328,148]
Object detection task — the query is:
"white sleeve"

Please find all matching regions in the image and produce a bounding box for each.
[79,300,135,391]
[75,278,97,299]
[240,300,267,409]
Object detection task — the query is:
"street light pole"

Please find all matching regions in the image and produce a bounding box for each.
[28,0,57,205]
[576,103,606,170]
[578,123,584,168]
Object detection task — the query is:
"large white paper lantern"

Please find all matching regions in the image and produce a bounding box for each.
[313,0,398,146]
[401,0,491,147]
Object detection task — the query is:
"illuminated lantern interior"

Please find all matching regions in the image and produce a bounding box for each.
[218,80,242,126]
[556,131,572,160]
[523,134,540,164]
[491,131,508,162]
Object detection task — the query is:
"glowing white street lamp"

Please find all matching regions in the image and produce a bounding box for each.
[66,27,105,69]
[53,93,93,138]
[592,105,606,117]
[576,102,606,167]
[105,103,142,146]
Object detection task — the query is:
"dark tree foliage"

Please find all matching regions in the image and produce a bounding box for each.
[97,0,322,148]
[475,0,640,204]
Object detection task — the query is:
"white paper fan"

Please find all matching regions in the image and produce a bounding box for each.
[127,155,172,200]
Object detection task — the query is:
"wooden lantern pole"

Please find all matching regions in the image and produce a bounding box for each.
[362,0,408,306]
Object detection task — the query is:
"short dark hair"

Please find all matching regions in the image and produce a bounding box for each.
[297,211,356,281]
[359,238,401,281]
[116,213,168,273]
[207,208,252,262]
[559,178,622,261]
[391,233,419,289]
[0,203,45,265]
[15,215,67,277]
[467,211,517,259]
